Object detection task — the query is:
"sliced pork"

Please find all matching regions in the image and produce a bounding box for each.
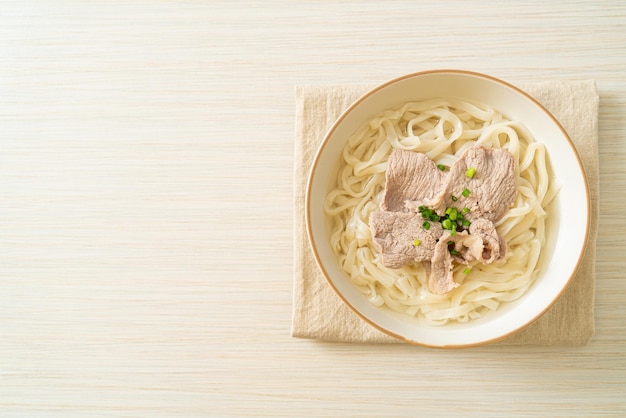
[381,149,447,212]
[368,146,517,295]
[469,218,506,264]
[425,146,517,222]
[429,233,461,295]
[370,211,443,269]
[428,223,506,294]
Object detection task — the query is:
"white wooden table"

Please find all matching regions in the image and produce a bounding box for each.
[1,1,625,416]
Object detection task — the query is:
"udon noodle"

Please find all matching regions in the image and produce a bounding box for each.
[324,98,559,325]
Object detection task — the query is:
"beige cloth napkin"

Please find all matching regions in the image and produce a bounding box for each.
[292,80,599,345]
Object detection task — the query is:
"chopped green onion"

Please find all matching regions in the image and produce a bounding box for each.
[450,249,459,256]
[419,207,438,222]
[451,195,458,202]
[441,219,452,230]
[462,188,470,197]
[447,240,454,246]
[437,164,446,171]
[422,221,430,230]
[450,229,457,236]
[462,207,470,214]
[413,239,421,246]
[463,267,471,275]
[465,167,476,178]
[448,207,458,221]
[462,219,471,227]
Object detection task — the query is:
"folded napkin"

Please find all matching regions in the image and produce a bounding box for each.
[292,80,599,345]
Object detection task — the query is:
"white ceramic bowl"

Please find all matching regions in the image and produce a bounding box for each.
[305,70,590,348]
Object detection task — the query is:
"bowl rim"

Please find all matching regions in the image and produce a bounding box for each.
[305,69,590,348]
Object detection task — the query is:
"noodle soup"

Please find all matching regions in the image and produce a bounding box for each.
[324,99,558,326]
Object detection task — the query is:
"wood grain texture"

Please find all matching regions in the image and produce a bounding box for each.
[1,1,625,416]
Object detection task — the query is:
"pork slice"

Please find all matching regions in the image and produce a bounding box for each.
[427,146,516,222]
[381,148,447,212]
[429,230,483,295]
[427,221,505,294]
[370,210,443,269]
[468,218,506,263]
[444,230,485,264]
[429,231,461,295]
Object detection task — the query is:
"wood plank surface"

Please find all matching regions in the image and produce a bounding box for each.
[1,1,625,416]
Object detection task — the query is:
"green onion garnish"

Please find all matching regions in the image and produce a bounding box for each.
[413,239,421,246]
[441,219,452,230]
[462,188,470,197]
[422,221,430,230]
[462,219,471,227]
[418,206,441,222]
[463,267,471,275]
[462,207,470,214]
[437,164,446,171]
[451,195,458,202]
[465,167,476,178]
